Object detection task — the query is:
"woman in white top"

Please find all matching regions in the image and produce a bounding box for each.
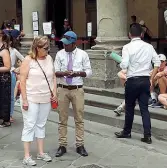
[8,35,24,122]
[20,36,57,166]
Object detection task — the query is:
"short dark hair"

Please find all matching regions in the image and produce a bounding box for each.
[131,15,136,22]
[8,34,17,48]
[130,23,143,37]
[5,20,12,28]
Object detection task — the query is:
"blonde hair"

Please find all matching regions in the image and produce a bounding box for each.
[28,36,49,59]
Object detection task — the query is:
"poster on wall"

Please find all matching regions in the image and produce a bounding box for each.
[87,22,92,37]
[33,21,39,31]
[43,22,52,35]
[32,11,38,21]
[33,31,39,38]
[14,24,20,31]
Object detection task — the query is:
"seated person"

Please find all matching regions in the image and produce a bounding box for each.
[151,54,167,108]
[114,70,127,116]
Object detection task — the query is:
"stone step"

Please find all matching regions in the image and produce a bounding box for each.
[78,105,167,140]
[84,86,124,99]
[86,49,109,55]
[84,93,167,122]
[15,105,167,141]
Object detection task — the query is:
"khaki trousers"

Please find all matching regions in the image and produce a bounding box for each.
[57,87,84,147]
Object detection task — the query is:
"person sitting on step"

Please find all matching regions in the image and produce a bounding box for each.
[150,54,167,108]
[114,69,127,116]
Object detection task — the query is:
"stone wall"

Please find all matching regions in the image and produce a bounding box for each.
[85,50,121,89]
[72,0,86,37]
[70,0,159,38]
[128,0,159,37]
[0,0,17,26]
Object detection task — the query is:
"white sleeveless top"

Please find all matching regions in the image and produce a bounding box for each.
[26,55,54,103]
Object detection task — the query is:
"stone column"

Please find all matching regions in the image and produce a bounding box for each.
[85,0,129,89]
[22,0,46,37]
[92,0,129,51]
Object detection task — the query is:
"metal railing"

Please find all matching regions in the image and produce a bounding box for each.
[51,36,96,50]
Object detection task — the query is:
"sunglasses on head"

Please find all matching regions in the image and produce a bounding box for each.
[63,35,76,40]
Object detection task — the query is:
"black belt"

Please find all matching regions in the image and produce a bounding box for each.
[128,76,149,80]
[57,84,83,90]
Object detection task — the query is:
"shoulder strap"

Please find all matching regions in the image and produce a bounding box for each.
[0,45,6,52]
[36,60,53,96]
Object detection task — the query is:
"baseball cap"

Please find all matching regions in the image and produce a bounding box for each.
[159,54,167,61]
[64,18,68,22]
[139,20,145,26]
[60,31,77,45]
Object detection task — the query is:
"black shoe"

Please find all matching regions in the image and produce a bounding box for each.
[115,131,131,138]
[141,137,152,144]
[151,101,163,108]
[76,146,88,157]
[55,146,67,157]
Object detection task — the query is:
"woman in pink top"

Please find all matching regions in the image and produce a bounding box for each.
[20,36,57,166]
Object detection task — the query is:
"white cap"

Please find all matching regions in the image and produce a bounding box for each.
[64,18,68,22]
[139,20,145,26]
[159,54,166,61]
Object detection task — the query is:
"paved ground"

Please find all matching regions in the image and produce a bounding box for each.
[1,109,167,168]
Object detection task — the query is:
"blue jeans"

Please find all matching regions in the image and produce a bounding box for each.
[11,72,16,117]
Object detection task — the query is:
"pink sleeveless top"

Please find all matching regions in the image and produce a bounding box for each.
[26,55,54,103]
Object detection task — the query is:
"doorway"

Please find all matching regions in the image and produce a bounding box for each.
[46,0,69,37]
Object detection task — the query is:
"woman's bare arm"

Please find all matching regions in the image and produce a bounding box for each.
[20,56,30,102]
[0,49,11,72]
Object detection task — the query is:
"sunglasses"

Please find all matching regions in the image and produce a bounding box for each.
[63,35,76,40]
[42,46,50,51]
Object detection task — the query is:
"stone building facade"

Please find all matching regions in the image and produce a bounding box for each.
[0,0,166,38]
[1,0,167,88]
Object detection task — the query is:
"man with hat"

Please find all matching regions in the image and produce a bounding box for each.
[58,18,72,50]
[63,18,72,33]
[54,31,92,157]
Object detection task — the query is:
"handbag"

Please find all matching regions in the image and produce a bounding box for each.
[36,60,58,109]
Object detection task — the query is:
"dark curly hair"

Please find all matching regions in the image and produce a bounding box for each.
[8,34,17,48]
[0,29,10,48]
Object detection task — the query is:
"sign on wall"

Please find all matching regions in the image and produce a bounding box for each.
[33,31,39,38]
[87,22,92,37]
[32,11,39,38]
[43,22,52,35]
[14,24,20,31]
[32,11,38,21]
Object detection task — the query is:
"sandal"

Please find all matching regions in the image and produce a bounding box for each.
[0,122,11,128]
[10,117,14,123]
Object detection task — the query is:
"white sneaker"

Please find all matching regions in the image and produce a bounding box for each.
[23,156,37,166]
[114,106,124,116]
[37,153,52,162]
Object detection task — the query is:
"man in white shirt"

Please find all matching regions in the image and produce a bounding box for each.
[54,31,92,157]
[115,23,160,144]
